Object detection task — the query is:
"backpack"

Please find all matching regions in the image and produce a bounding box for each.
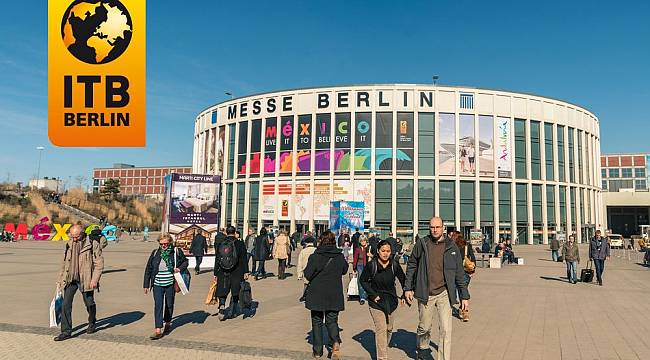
[217,239,238,270]
[89,229,108,249]
[367,258,400,281]
[239,280,253,309]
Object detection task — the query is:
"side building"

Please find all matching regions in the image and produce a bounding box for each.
[194,85,603,244]
[92,163,192,198]
[600,153,650,237]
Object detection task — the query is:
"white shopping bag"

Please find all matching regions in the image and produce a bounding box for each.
[347,275,359,296]
[49,287,63,328]
[174,272,189,295]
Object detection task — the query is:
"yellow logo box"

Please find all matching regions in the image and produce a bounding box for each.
[49,0,146,146]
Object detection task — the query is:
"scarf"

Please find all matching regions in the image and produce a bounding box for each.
[160,246,174,271]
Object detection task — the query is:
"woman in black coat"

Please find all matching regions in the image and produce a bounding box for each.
[252,227,271,280]
[143,234,188,339]
[303,231,348,359]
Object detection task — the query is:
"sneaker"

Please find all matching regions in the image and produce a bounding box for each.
[163,322,171,334]
[359,299,365,305]
[331,342,341,360]
[53,333,72,342]
[149,329,163,340]
[219,307,231,321]
[461,308,470,322]
[86,324,97,334]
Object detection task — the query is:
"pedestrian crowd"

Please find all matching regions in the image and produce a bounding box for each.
[50,216,479,359]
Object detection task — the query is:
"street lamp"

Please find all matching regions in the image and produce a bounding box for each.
[225,92,234,100]
[432,75,439,86]
[35,146,44,189]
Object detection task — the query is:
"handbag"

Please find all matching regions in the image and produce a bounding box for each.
[205,280,218,305]
[173,248,191,295]
[347,273,359,297]
[302,257,333,300]
[49,286,63,328]
[463,246,476,273]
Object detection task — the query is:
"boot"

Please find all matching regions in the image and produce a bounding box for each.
[461,308,470,322]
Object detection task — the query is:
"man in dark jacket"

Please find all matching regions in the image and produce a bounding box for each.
[385,232,398,253]
[190,230,207,275]
[550,236,560,262]
[404,217,469,360]
[589,230,610,286]
[213,226,249,320]
[351,228,361,252]
[252,227,271,280]
[214,228,226,245]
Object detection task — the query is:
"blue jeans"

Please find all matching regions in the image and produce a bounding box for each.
[593,259,605,283]
[356,264,366,300]
[551,250,559,262]
[153,285,175,329]
[402,254,409,265]
[566,261,577,282]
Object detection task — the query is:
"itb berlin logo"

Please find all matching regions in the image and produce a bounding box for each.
[61,0,133,64]
[48,0,145,147]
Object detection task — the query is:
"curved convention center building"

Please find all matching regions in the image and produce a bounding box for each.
[193,85,602,244]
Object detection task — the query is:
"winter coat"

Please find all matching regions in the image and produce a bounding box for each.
[213,236,249,297]
[352,245,369,269]
[273,234,291,260]
[57,236,104,292]
[562,242,580,262]
[245,234,256,253]
[303,245,348,312]
[253,234,271,261]
[589,236,610,260]
[297,244,317,283]
[190,233,207,257]
[143,247,189,289]
[404,234,470,305]
[550,239,560,251]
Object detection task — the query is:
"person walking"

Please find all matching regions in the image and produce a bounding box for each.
[289,230,301,267]
[550,236,560,262]
[298,236,317,302]
[244,228,257,276]
[143,234,188,339]
[404,217,470,360]
[589,230,610,286]
[304,231,348,359]
[351,228,362,252]
[190,230,207,275]
[213,226,249,320]
[562,234,580,284]
[453,233,475,322]
[274,230,291,279]
[253,227,271,280]
[352,235,370,304]
[359,240,406,360]
[54,225,104,341]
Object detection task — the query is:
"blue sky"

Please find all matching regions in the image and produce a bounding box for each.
[0,1,648,188]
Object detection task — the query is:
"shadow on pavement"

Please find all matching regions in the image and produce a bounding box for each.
[539,276,569,282]
[351,329,375,358]
[70,310,145,336]
[170,310,210,331]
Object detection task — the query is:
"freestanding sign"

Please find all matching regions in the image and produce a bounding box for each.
[162,173,221,256]
[329,201,364,237]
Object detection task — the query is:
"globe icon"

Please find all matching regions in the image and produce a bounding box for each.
[61,0,133,64]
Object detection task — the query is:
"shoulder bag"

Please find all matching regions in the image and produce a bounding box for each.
[301,257,333,300]
[463,246,476,274]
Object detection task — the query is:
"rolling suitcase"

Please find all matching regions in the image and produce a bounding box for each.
[580,260,594,283]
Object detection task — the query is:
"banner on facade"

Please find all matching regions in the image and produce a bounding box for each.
[329,201,365,237]
[496,117,512,177]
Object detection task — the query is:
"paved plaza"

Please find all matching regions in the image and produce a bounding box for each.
[1,239,650,359]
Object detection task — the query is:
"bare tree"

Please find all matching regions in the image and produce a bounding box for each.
[75,175,88,189]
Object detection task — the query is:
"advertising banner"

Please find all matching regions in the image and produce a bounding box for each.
[354,112,372,172]
[329,201,365,237]
[375,112,393,173]
[237,121,248,176]
[313,181,331,220]
[217,126,225,176]
[439,113,456,175]
[315,114,331,173]
[261,182,276,220]
[264,118,277,173]
[294,182,313,221]
[459,114,475,176]
[280,116,293,174]
[168,173,220,224]
[479,115,495,176]
[335,113,351,171]
[353,180,372,218]
[278,182,292,220]
[496,117,512,177]
[297,115,312,173]
[396,112,414,173]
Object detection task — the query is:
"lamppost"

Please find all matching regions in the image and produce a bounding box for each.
[225,92,234,100]
[432,75,439,86]
[35,146,44,189]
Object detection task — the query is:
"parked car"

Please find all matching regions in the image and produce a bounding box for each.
[608,234,624,249]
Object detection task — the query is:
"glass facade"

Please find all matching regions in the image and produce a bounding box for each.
[418,113,435,176]
[197,86,601,245]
